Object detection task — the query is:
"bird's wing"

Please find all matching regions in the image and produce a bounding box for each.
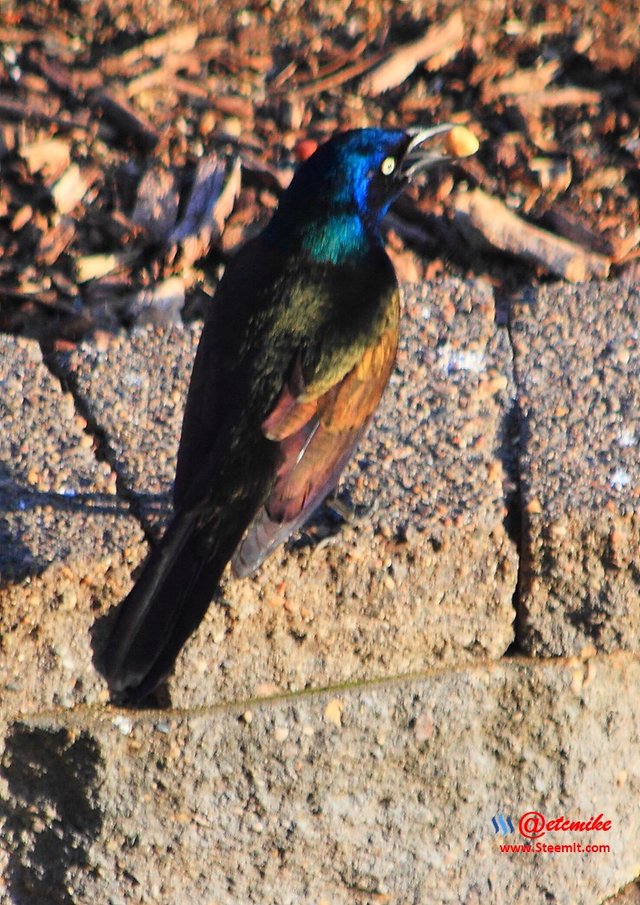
[231,307,399,577]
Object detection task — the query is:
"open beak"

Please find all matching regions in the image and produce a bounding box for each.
[400,124,479,179]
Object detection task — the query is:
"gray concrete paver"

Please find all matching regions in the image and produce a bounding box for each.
[512,280,640,656]
[0,654,636,905]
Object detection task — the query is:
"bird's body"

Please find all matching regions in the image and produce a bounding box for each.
[103,125,474,700]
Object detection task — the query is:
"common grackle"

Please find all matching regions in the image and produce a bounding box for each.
[103,125,478,701]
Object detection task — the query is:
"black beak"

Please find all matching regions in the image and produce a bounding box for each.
[400,124,477,179]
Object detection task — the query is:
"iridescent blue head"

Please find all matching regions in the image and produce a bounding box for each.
[268,125,458,264]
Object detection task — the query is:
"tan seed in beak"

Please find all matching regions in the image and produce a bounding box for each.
[444,125,479,158]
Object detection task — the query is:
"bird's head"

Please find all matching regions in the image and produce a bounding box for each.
[270,126,478,263]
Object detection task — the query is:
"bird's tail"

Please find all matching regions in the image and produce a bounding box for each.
[102,508,243,702]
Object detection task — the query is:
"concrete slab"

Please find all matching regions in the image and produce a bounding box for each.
[0,335,146,715]
[511,280,640,656]
[58,279,517,706]
[0,653,637,904]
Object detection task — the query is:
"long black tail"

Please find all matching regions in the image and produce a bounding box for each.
[103,509,244,702]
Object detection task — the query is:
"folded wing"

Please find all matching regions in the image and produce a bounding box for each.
[231,310,399,577]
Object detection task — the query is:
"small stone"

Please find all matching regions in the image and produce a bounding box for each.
[112,715,133,736]
[324,698,343,727]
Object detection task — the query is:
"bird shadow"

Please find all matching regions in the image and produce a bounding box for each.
[0,723,103,905]
[0,472,172,705]
[0,471,169,589]
[0,482,129,589]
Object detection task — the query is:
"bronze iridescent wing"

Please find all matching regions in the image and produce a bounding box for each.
[231,300,399,577]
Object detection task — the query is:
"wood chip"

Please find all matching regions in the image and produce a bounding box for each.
[515,87,602,112]
[76,252,135,283]
[529,157,572,193]
[544,208,614,257]
[27,46,102,94]
[361,11,464,95]
[38,215,76,266]
[211,157,242,234]
[20,137,71,181]
[89,88,160,149]
[169,156,241,263]
[0,26,40,43]
[453,189,611,281]
[291,36,369,89]
[169,77,210,99]
[0,91,89,130]
[100,25,199,76]
[581,167,626,193]
[0,124,17,158]
[292,52,387,97]
[587,40,636,73]
[202,92,254,120]
[76,254,119,283]
[131,165,180,242]
[11,205,33,232]
[482,60,560,102]
[610,227,640,264]
[51,164,98,214]
[126,276,185,326]
[169,156,224,242]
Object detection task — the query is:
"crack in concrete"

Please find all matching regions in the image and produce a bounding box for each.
[39,343,155,548]
[498,290,528,655]
[6,650,635,730]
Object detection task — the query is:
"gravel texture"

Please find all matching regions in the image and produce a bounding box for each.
[511,280,640,656]
[1,653,637,904]
[57,278,517,706]
[0,335,146,715]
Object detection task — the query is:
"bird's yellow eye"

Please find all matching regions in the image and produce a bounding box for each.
[380,156,396,176]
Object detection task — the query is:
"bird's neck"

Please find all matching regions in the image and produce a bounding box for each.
[267,204,383,266]
[301,211,379,265]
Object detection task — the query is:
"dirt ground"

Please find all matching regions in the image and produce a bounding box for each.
[0,0,638,344]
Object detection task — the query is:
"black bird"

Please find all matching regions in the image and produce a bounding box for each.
[103,124,478,700]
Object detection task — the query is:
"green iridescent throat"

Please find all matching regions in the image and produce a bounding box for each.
[299,212,374,265]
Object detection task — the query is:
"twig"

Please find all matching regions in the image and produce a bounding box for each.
[453,189,611,281]
[290,52,387,97]
[360,11,465,95]
[515,87,602,111]
[0,93,89,130]
[100,25,199,76]
[89,89,160,149]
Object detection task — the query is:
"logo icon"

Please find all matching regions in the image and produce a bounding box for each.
[492,814,515,835]
[519,811,546,839]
